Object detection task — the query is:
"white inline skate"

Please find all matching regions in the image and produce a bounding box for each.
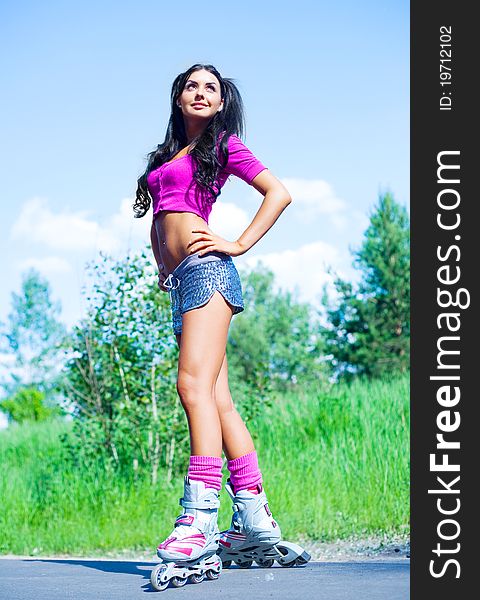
[218,478,311,569]
[150,476,222,591]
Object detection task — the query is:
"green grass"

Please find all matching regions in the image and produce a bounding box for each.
[0,374,409,556]
[254,374,409,540]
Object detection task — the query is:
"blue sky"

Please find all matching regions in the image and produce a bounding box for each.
[0,0,409,331]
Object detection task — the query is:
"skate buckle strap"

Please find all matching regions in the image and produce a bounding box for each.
[179,495,220,510]
[175,514,194,526]
[174,511,218,536]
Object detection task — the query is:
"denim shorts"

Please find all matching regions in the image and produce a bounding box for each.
[163,250,245,335]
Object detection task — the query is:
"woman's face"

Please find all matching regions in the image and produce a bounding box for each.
[177,69,223,122]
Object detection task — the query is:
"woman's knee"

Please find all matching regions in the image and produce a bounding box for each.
[215,392,235,416]
[176,370,215,411]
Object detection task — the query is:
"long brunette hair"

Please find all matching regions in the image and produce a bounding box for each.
[133,63,246,219]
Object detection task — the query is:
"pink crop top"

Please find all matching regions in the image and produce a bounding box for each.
[147,133,267,224]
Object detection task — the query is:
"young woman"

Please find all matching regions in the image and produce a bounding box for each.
[134,63,293,586]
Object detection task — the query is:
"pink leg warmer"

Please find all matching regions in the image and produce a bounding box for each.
[187,455,223,491]
[227,451,263,495]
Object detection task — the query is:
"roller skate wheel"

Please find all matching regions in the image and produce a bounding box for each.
[171,576,188,587]
[276,544,296,567]
[206,568,221,580]
[188,573,205,584]
[221,560,232,569]
[237,559,253,568]
[257,558,275,568]
[280,559,297,567]
[150,565,170,591]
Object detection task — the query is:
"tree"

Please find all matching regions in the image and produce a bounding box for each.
[0,386,63,424]
[0,268,67,400]
[58,249,184,483]
[322,192,410,378]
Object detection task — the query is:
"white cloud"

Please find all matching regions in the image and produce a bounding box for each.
[10,196,253,260]
[105,198,151,253]
[209,201,250,241]
[278,178,347,227]
[6,196,359,329]
[10,197,150,255]
[16,256,72,275]
[238,240,352,308]
[11,197,114,252]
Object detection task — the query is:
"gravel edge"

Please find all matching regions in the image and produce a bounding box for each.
[0,535,410,563]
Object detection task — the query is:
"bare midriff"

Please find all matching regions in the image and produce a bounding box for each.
[153,210,209,274]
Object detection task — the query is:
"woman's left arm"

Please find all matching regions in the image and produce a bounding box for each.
[188,170,292,257]
[234,170,292,255]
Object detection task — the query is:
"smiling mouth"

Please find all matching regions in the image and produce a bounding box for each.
[191,104,208,108]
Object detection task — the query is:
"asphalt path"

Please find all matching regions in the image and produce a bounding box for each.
[0,558,409,600]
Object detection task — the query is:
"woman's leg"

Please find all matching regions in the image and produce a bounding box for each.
[174,337,255,461]
[176,290,234,457]
[214,352,256,461]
